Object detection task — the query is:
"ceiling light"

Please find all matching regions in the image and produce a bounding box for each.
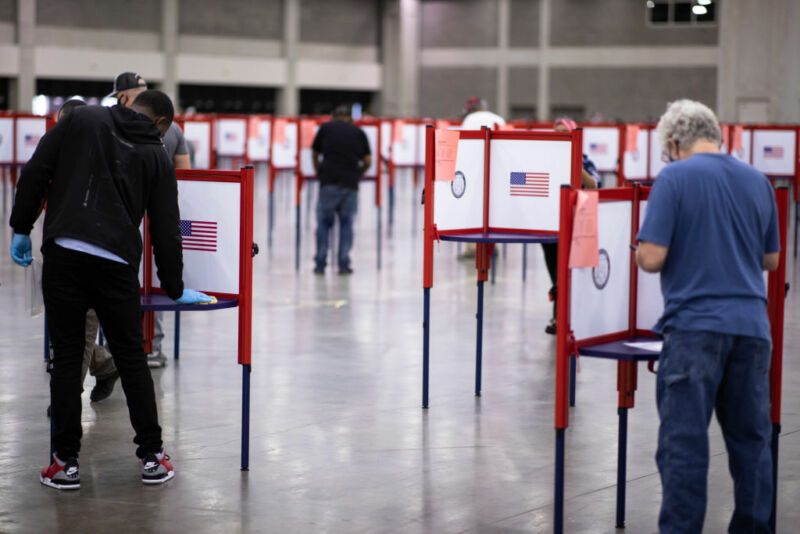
[697,0,712,5]
[692,4,708,15]
[646,0,655,7]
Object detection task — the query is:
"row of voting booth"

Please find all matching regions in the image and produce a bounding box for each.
[422,125,790,533]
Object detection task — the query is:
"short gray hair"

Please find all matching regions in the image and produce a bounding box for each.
[656,99,721,153]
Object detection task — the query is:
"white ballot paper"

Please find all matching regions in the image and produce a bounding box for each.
[623,341,663,352]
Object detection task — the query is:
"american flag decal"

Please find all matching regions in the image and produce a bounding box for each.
[763,146,784,159]
[589,142,607,154]
[510,172,549,198]
[24,134,41,146]
[180,220,218,252]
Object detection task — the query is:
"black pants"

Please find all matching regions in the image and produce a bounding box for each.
[542,243,558,320]
[43,243,162,459]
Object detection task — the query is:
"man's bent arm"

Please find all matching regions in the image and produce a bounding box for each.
[636,241,669,273]
[764,252,779,271]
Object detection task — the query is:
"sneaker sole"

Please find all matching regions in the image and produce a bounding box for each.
[142,470,174,485]
[147,361,166,369]
[40,475,80,490]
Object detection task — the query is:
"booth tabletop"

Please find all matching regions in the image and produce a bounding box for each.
[439,232,558,244]
[140,293,239,312]
[578,336,662,361]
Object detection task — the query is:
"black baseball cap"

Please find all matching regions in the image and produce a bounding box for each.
[107,72,148,99]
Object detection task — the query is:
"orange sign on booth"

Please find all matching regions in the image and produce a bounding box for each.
[624,125,640,153]
[434,129,459,182]
[732,125,743,152]
[273,118,288,145]
[300,120,316,149]
[568,191,599,268]
[393,120,405,143]
[247,116,260,140]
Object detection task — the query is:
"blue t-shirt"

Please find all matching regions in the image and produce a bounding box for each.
[638,153,779,341]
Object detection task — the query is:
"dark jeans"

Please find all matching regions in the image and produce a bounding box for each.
[43,243,162,459]
[656,329,773,533]
[542,242,558,319]
[315,185,358,270]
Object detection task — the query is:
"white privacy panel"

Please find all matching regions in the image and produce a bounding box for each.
[298,123,320,177]
[152,180,241,295]
[247,119,271,162]
[636,200,664,331]
[15,117,46,163]
[272,121,298,169]
[215,118,247,157]
[570,201,632,341]
[0,117,13,163]
[622,128,649,180]
[582,127,619,172]
[752,129,797,176]
[415,124,427,166]
[649,129,668,178]
[730,127,752,164]
[361,124,379,178]
[433,139,485,231]
[488,139,572,232]
[183,121,212,169]
[391,123,419,166]
[380,120,392,160]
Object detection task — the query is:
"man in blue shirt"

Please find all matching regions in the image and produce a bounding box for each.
[637,99,779,533]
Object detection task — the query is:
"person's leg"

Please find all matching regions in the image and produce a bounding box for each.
[314,186,337,271]
[42,245,91,460]
[541,243,558,332]
[655,329,727,533]
[715,335,773,533]
[91,261,162,458]
[147,312,167,368]
[81,310,98,385]
[337,187,358,272]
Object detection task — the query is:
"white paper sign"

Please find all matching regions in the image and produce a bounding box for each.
[488,139,572,232]
[247,119,271,162]
[582,127,619,172]
[0,117,13,163]
[216,119,247,157]
[752,129,797,176]
[184,121,212,169]
[433,138,485,231]
[15,117,46,163]
[570,201,632,341]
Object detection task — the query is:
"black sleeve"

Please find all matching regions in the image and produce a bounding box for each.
[311,124,324,152]
[146,147,184,300]
[9,117,70,235]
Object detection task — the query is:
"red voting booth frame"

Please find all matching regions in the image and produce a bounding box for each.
[387,118,428,234]
[291,117,385,272]
[141,167,256,470]
[177,115,217,170]
[267,116,297,250]
[552,185,789,533]
[422,126,584,408]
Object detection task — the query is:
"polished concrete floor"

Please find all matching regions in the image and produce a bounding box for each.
[1,168,799,533]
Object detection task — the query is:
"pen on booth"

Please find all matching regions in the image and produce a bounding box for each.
[630,244,639,251]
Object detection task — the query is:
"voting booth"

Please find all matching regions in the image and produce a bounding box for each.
[266,118,298,248]
[581,124,623,175]
[0,113,48,209]
[181,116,215,170]
[141,167,256,470]
[618,123,655,184]
[422,126,584,407]
[552,185,790,533]
[246,114,272,165]
[214,115,248,170]
[387,119,429,232]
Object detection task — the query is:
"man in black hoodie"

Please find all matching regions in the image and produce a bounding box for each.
[9,90,211,490]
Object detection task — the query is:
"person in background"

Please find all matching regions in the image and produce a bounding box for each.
[542,117,599,334]
[311,105,372,275]
[10,90,213,490]
[57,99,119,403]
[637,99,777,533]
[459,97,506,259]
[109,72,191,368]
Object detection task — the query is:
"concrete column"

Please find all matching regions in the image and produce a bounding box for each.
[279,0,300,115]
[496,0,510,119]
[14,0,35,111]
[161,0,179,105]
[379,0,401,116]
[398,0,419,116]
[536,0,550,121]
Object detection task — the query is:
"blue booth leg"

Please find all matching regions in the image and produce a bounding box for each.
[569,355,577,407]
[388,184,394,236]
[555,428,566,534]
[616,407,629,528]
[268,191,274,249]
[377,206,382,270]
[295,205,301,272]
[422,288,431,408]
[475,280,484,396]
[522,244,527,282]
[241,364,251,471]
[490,249,497,285]
[174,311,181,360]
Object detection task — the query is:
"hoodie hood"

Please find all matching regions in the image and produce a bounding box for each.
[109,104,164,145]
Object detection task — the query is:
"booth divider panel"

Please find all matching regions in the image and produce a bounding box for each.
[0,117,13,163]
[298,123,320,177]
[216,118,247,157]
[247,119,272,162]
[488,139,572,232]
[362,124,379,178]
[635,199,664,331]
[392,123,419,166]
[570,201,632,341]
[415,124,427,166]
[730,128,752,164]
[649,129,667,178]
[752,129,797,176]
[623,129,649,180]
[582,127,619,173]
[380,121,392,160]
[15,117,46,164]
[272,121,298,168]
[433,138,485,231]
[184,121,212,169]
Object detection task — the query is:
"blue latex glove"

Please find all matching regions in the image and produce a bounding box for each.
[10,234,33,267]
[174,288,214,304]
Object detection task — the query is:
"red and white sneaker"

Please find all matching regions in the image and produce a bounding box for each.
[40,453,80,490]
[141,447,174,484]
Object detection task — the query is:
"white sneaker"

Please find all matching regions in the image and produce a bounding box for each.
[147,352,168,368]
